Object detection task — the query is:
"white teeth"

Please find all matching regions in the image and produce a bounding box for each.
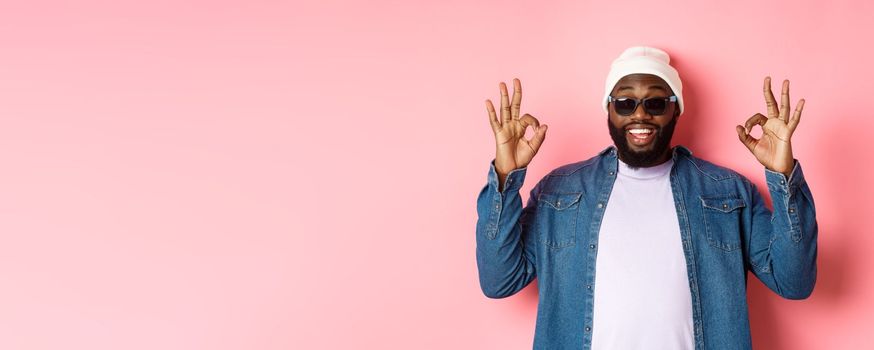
[628,128,654,134]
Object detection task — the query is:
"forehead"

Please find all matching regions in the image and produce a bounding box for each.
[611,74,673,94]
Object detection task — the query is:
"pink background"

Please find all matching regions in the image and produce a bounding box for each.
[1,0,871,349]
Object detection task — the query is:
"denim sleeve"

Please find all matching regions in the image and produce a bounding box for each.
[746,160,818,300]
[475,159,541,299]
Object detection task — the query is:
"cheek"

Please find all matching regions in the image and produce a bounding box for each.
[607,114,623,128]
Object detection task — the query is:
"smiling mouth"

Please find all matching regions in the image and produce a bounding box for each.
[626,127,656,146]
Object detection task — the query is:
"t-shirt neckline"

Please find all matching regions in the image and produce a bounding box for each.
[617,158,673,180]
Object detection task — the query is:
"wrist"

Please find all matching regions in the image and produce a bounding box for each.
[765,159,797,180]
[494,159,517,176]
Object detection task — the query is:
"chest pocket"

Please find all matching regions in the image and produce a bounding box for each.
[535,192,582,249]
[700,195,746,252]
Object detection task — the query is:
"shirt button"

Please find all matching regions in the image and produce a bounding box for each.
[586,285,592,290]
[597,203,603,208]
[723,204,728,209]
[609,171,615,176]
[780,180,785,185]
[557,201,561,206]
[585,326,591,332]
[789,208,795,213]
[589,244,596,249]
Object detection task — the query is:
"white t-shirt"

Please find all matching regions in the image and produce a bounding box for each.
[591,158,694,350]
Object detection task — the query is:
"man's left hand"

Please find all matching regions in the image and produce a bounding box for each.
[736,76,805,178]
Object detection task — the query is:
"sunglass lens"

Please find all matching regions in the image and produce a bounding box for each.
[644,98,667,115]
[613,99,637,115]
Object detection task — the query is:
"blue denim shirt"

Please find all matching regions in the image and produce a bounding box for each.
[475,145,817,349]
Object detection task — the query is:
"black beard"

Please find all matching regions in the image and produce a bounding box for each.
[607,116,677,168]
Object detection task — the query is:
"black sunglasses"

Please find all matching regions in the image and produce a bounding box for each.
[608,95,678,116]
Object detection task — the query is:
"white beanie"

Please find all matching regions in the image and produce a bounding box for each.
[602,46,684,115]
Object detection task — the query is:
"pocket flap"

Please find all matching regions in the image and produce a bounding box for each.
[700,196,746,213]
[539,192,583,210]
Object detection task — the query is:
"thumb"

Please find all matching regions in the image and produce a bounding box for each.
[530,124,548,152]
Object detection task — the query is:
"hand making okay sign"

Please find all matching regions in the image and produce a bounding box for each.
[736,77,806,177]
[485,78,548,176]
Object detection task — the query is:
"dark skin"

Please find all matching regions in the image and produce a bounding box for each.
[736,77,805,178]
[485,79,547,191]
[607,74,680,167]
[484,75,804,190]
[608,74,805,175]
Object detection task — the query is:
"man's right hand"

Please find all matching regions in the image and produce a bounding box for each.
[485,78,547,188]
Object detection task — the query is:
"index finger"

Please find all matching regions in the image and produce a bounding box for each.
[519,113,541,130]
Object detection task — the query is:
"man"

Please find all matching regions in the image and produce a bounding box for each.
[475,46,817,350]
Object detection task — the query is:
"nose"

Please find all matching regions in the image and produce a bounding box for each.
[629,102,653,121]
